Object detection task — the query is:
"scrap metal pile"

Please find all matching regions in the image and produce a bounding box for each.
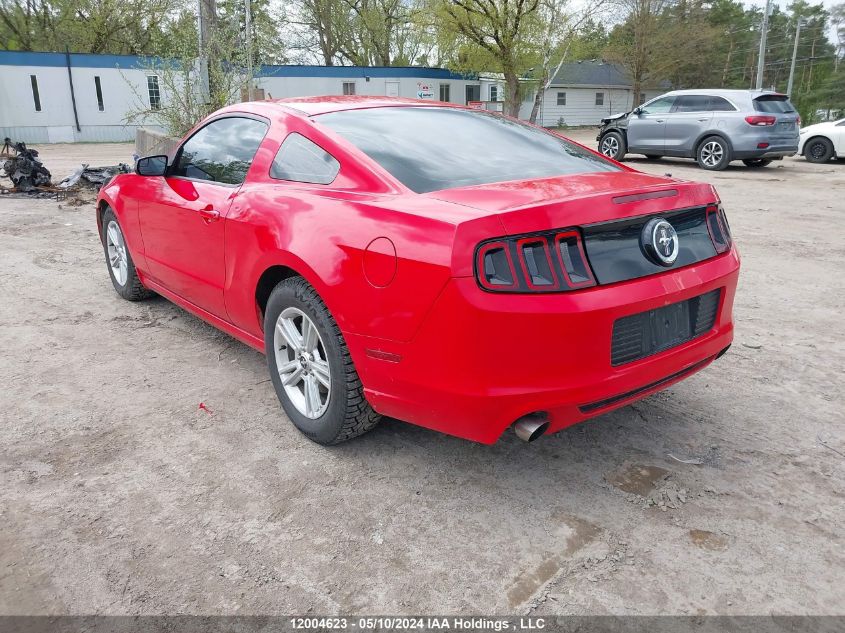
[1,139,52,193]
[1,137,130,199]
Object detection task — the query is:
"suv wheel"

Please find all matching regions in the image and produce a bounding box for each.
[697,136,731,171]
[805,137,834,164]
[599,131,626,161]
[264,277,381,444]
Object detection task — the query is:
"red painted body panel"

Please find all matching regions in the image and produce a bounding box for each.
[97,96,740,444]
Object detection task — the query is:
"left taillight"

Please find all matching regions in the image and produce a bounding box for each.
[475,229,596,293]
[705,204,732,253]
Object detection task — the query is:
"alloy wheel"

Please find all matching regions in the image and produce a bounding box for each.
[601,135,619,158]
[273,307,331,419]
[700,141,724,168]
[106,220,128,286]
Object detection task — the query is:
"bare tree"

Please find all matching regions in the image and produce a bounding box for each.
[527,0,607,123]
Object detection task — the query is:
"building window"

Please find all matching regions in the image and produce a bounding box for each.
[490,85,498,102]
[595,92,604,106]
[439,83,450,102]
[556,92,566,106]
[465,84,480,103]
[30,75,41,112]
[342,82,356,95]
[147,75,161,110]
[94,76,104,112]
[639,93,646,105]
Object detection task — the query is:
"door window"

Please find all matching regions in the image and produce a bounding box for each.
[673,95,710,112]
[173,117,268,185]
[270,133,340,185]
[640,96,675,114]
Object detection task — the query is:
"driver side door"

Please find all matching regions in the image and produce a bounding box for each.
[138,115,268,320]
[627,95,676,153]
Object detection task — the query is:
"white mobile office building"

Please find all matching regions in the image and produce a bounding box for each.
[0,50,503,144]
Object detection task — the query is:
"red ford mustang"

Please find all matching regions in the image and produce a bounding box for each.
[97,96,740,445]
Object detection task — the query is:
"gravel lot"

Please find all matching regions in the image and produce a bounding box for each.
[1,132,843,616]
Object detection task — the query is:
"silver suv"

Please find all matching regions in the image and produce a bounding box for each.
[596,89,800,170]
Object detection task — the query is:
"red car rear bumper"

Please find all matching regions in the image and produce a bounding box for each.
[346,248,740,444]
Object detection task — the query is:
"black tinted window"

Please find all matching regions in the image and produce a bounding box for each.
[271,133,340,185]
[673,95,710,112]
[754,95,796,113]
[174,117,268,185]
[318,107,618,193]
[709,96,736,111]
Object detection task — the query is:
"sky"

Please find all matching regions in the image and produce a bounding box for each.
[744,0,842,42]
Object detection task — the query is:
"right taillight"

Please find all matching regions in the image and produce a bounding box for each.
[706,204,732,253]
[475,229,595,293]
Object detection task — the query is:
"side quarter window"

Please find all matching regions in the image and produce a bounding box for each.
[270,133,340,185]
[708,96,736,112]
[173,117,268,185]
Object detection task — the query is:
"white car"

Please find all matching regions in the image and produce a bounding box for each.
[798,118,845,163]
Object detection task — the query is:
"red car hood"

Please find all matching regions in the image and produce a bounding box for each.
[425,171,718,235]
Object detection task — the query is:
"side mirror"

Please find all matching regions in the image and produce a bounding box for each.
[135,155,168,176]
[633,107,643,115]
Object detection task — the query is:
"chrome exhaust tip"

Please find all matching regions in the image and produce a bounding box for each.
[514,412,549,442]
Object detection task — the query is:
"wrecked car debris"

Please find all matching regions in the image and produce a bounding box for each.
[58,163,131,189]
[1,138,52,192]
[1,138,130,198]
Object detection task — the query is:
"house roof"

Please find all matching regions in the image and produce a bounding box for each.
[549,61,632,88]
[0,50,471,80]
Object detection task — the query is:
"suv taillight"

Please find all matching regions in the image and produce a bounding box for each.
[475,229,596,293]
[705,204,732,253]
[745,115,776,126]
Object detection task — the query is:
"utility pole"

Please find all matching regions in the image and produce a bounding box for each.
[756,0,772,90]
[787,18,804,96]
[244,0,254,101]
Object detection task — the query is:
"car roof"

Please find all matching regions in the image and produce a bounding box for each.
[661,89,787,99]
[266,95,460,116]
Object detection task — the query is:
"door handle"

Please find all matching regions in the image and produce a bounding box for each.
[199,206,220,223]
[655,119,665,123]
[698,118,709,122]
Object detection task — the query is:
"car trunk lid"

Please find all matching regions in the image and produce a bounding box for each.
[426,171,717,235]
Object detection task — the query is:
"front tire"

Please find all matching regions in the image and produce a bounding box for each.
[101,207,153,301]
[264,277,380,445]
[599,131,626,161]
[742,159,772,167]
[804,137,834,163]
[697,136,731,171]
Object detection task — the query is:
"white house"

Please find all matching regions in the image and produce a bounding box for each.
[528,61,668,127]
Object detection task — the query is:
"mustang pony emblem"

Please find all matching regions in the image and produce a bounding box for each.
[642,218,679,266]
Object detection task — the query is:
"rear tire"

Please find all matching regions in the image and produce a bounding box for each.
[804,137,834,163]
[599,131,626,161]
[100,207,153,301]
[742,158,772,168]
[697,136,731,171]
[264,277,381,445]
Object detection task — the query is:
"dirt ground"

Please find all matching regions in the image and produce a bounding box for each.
[1,134,843,616]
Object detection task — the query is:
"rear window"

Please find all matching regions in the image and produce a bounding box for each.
[317,107,619,193]
[754,95,796,113]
